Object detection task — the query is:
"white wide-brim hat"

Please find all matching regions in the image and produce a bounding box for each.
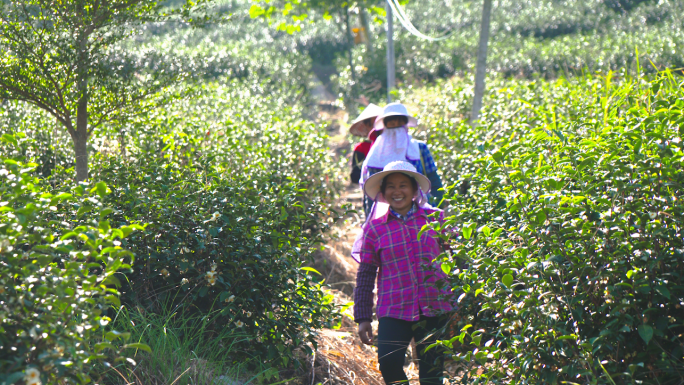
[349,103,383,137]
[372,102,418,131]
[363,160,431,199]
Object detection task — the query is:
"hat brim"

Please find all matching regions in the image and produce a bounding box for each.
[349,104,383,137]
[373,114,418,130]
[363,169,431,199]
[350,120,375,137]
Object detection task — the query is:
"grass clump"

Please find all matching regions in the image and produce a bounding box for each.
[101,304,282,385]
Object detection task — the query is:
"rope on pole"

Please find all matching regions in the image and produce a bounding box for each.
[386,0,455,42]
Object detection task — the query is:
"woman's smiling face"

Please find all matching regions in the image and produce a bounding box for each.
[382,172,417,215]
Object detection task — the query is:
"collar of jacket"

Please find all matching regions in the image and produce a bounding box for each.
[383,203,424,223]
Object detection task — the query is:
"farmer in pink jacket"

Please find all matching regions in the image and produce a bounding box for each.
[353,160,454,385]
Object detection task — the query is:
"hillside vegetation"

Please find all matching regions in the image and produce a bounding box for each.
[2,0,684,383]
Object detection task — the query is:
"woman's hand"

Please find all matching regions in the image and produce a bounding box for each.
[358,321,373,345]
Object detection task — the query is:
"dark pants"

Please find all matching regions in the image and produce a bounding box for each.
[377,316,447,385]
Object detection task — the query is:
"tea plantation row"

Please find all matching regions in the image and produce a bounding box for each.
[402,70,684,383]
[0,77,345,384]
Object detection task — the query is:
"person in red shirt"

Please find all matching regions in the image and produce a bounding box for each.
[350,103,383,184]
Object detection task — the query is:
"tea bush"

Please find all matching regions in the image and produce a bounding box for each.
[0,76,346,372]
[410,71,684,383]
[99,158,340,365]
[104,80,344,364]
[0,139,142,384]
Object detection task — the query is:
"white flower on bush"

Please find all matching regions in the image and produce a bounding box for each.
[161,268,170,277]
[181,278,189,285]
[211,262,218,271]
[204,211,221,223]
[225,295,235,303]
[245,311,252,317]
[24,367,41,385]
[649,212,657,219]
[235,320,244,327]
[206,271,217,286]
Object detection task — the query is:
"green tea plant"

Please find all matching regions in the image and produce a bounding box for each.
[0,137,144,384]
[1,74,347,370]
[413,71,684,383]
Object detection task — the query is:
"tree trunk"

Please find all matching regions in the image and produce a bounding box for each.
[359,8,373,53]
[72,126,89,182]
[471,0,493,126]
[74,29,90,182]
[386,0,395,103]
[344,6,356,82]
[74,64,89,182]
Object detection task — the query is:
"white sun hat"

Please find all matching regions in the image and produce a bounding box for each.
[372,102,418,131]
[363,160,430,199]
[349,103,383,137]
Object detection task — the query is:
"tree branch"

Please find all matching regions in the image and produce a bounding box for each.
[0,79,71,131]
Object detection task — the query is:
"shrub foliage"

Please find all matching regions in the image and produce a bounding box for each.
[0,76,345,379]
[411,71,684,383]
[0,143,141,384]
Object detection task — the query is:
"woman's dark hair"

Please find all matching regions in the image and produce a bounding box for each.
[380,172,418,194]
[383,115,408,126]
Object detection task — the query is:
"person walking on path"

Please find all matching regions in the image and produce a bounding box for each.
[350,103,383,184]
[359,103,445,216]
[353,161,454,385]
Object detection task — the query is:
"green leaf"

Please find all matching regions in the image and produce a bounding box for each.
[1,371,24,385]
[502,274,514,288]
[96,182,107,197]
[55,192,73,200]
[441,262,452,275]
[462,225,473,240]
[478,225,491,237]
[105,295,121,308]
[655,285,671,299]
[638,324,653,345]
[369,6,386,17]
[1,134,18,146]
[94,342,116,352]
[123,343,152,353]
[301,267,321,275]
[105,330,131,342]
[249,4,265,18]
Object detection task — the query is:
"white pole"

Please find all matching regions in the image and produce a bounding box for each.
[386,0,395,103]
[471,0,493,125]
